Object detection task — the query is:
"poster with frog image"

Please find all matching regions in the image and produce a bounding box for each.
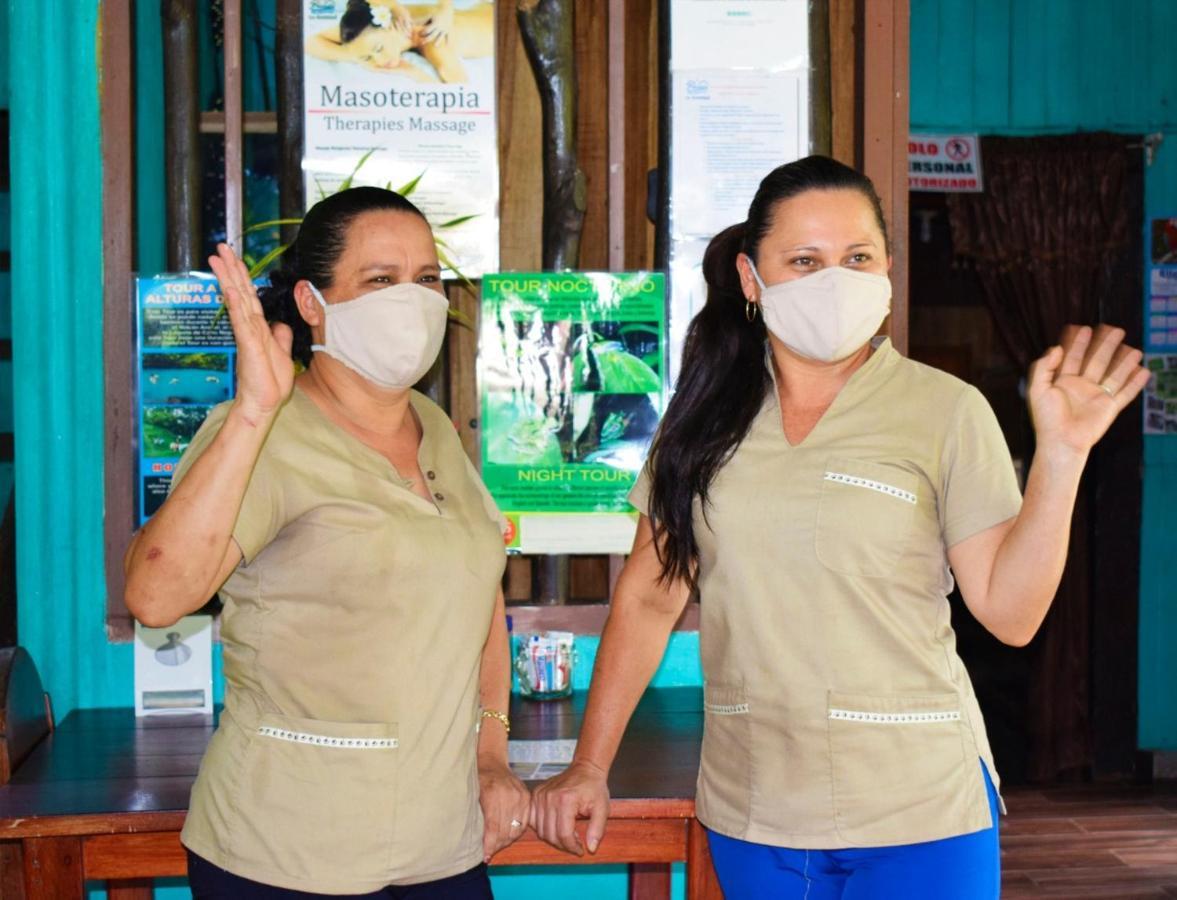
[479,273,666,553]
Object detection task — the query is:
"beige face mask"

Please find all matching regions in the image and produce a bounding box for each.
[309,282,449,389]
[750,263,892,363]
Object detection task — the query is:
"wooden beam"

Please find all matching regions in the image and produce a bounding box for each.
[23,837,83,900]
[162,0,202,270]
[224,0,245,247]
[622,0,655,270]
[829,0,858,166]
[275,0,305,245]
[861,0,910,354]
[809,0,832,156]
[491,819,686,865]
[83,833,186,880]
[199,111,278,134]
[574,0,609,271]
[686,818,724,900]
[101,0,137,639]
[628,864,672,900]
[607,0,626,270]
[446,284,481,463]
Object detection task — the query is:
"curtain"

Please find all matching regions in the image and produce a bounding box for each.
[946,133,1142,781]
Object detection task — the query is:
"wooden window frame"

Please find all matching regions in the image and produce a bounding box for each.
[102,0,138,642]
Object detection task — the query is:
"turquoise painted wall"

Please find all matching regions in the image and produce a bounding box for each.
[10,0,121,722]
[910,0,1177,749]
[1,0,12,507]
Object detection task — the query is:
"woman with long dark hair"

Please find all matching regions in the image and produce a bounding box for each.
[532,156,1148,898]
[124,187,528,898]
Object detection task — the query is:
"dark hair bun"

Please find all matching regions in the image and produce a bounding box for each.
[265,268,298,293]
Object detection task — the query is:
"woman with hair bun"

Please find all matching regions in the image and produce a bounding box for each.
[124,187,528,898]
[532,156,1148,898]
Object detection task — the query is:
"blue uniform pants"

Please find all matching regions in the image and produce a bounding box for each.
[706,765,1000,899]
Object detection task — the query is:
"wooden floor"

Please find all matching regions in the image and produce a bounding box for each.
[1003,781,1177,897]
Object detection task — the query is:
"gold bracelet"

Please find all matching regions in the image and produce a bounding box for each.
[479,708,510,734]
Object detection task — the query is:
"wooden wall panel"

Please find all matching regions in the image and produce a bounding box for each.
[624,0,658,271]
[910,0,1177,133]
[829,0,858,166]
[102,0,138,640]
[497,2,543,271]
[575,1,610,271]
[863,0,910,354]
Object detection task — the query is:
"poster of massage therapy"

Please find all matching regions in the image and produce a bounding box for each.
[303,0,499,276]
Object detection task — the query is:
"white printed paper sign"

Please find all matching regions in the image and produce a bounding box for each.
[303,0,499,276]
[909,134,984,192]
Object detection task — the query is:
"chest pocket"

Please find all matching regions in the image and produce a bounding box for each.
[815,457,920,578]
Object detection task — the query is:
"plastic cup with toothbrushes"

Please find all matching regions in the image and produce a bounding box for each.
[513,631,575,700]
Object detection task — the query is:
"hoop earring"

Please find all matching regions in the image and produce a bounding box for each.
[745,300,759,322]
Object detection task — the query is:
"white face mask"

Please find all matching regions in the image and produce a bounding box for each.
[749,262,892,363]
[308,282,449,389]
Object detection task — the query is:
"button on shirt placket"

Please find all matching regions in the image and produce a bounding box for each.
[426,470,445,504]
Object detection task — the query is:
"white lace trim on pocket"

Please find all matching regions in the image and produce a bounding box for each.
[823,471,917,505]
[257,725,399,749]
[704,701,750,715]
[828,709,960,724]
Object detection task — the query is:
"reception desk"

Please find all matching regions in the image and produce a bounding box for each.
[0,687,721,899]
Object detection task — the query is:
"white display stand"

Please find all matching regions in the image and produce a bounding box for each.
[134,615,214,716]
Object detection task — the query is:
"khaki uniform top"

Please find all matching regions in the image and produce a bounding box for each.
[174,387,507,894]
[631,339,1023,849]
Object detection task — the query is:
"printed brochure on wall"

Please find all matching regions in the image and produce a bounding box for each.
[135,275,237,526]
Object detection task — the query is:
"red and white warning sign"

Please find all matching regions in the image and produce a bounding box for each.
[908,134,983,192]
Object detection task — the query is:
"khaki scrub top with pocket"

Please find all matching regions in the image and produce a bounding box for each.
[630,338,1023,849]
[172,387,507,894]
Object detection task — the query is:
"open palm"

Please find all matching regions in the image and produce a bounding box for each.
[1028,325,1150,454]
[207,243,295,420]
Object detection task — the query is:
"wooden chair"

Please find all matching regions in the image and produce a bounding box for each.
[0,646,54,785]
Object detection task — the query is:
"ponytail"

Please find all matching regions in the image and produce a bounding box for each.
[646,222,770,591]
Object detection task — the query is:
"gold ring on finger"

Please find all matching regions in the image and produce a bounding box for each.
[1099,381,1116,396]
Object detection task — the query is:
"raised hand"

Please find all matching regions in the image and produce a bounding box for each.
[207,243,295,422]
[1027,324,1151,455]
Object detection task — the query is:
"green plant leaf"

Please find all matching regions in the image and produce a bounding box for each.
[434,245,477,292]
[590,342,661,393]
[242,217,303,236]
[436,214,479,229]
[397,170,426,196]
[248,242,293,279]
[340,148,376,191]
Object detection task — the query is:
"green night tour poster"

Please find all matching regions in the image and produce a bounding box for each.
[479,272,666,553]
